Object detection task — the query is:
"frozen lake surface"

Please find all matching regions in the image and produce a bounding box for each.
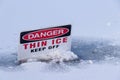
[0,38,120,80]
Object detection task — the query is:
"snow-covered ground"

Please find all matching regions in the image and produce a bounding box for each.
[0,38,120,80]
[0,0,120,80]
[0,61,120,80]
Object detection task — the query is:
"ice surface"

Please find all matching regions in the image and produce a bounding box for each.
[0,59,120,80]
[0,38,120,80]
[0,0,120,80]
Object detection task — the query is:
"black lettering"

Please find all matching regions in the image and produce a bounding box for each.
[48,46,52,49]
[42,47,46,50]
[56,45,59,48]
[30,47,46,53]
[31,49,34,53]
[35,48,38,52]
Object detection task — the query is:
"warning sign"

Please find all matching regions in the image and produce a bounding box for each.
[18,25,72,62]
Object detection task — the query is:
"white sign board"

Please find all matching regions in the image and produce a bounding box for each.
[18,25,72,62]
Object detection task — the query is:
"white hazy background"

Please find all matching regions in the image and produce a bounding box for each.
[0,0,120,49]
[0,0,120,80]
[0,0,120,51]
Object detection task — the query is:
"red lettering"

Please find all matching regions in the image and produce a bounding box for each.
[41,41,47,46]
[23,44,28,49]
[52,39,55,45]
[51,37,68,45]
[23,41,48,50]
[56,38,61,44]
[63,37,67,43]
[30,43,36,49]
[37,42,40,47]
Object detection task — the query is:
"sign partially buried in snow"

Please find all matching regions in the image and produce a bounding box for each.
[18,25,72,62]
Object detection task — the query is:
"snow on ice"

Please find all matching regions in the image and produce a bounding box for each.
[0,0,120,80]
